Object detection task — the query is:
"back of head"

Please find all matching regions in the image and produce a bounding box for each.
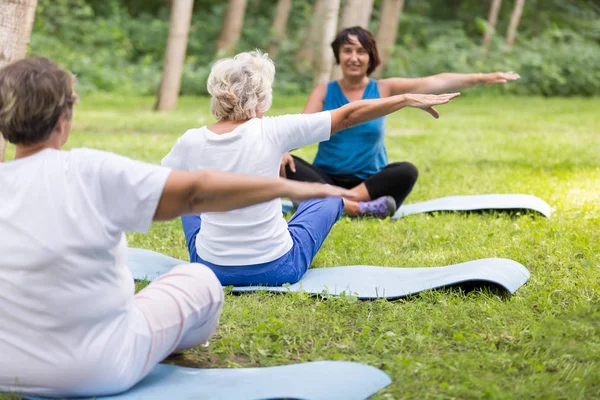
[0,56,77,146]
[207,50,275,121]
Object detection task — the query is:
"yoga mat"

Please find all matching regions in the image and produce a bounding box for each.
[281,194,551,218]
[22,361,391,400]
[128,248,530,299]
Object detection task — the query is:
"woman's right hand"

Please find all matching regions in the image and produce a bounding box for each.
[404,92,461,118]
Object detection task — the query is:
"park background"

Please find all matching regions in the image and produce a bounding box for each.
[1,0,600,399]
[24,0,600,98]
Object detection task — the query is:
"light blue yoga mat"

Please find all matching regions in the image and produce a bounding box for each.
[23,361,391,400]
[281,194,551,218]
[128,248,530,299]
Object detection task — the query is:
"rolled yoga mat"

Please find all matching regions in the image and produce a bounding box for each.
[22,360,391,400]
[281,194,551,218]
[128,248,530,299]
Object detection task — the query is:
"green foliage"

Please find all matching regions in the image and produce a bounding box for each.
[28,0,600,97]
[387,28,600,96]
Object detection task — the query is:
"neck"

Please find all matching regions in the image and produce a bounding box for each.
[208,118,251,135]
[339,75,370,90]
[14,139,60,160]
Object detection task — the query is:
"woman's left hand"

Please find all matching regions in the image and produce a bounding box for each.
[481,71,520,84]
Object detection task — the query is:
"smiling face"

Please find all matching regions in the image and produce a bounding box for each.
[338,35,370,78]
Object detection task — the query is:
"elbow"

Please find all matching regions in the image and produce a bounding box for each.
[176,170,210,217]
[340,114,354,130]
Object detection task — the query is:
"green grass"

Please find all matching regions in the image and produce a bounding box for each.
[3,94,600,399]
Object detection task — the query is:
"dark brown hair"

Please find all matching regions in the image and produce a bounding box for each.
[330,26,381,76]
[0,56,77,145]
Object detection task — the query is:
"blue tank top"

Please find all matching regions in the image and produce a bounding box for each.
[313,79,387,179]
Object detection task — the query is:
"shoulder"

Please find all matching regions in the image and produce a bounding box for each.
[304,82,330,113]
[376,78,392,98]
[69,147,123,164]
[71,148,165,175]
[177,128,204,143]
[313,82,330,96]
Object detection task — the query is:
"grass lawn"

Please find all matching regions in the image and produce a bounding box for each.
[3,94,600,399]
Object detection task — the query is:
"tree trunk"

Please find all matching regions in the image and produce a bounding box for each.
[505,0,525,49]
[373,0,404,78]
[532,0,542,36]
[267,0,292,60]
[314,0,341,86]
[296,0,326,68]
[215,0,247,58]
[332,0,373,79]
[339,0,374,29]
[453,0,463,18]
[0,0,38,162]
[155,0,194,112]
[481,0,502,56]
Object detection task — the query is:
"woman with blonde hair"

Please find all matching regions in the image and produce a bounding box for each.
[162,50,459,286]
[0,56,352,397]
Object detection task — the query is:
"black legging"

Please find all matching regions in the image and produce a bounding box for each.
[285,156,419,207]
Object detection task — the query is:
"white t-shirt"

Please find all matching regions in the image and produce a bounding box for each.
[0,148,170,391]
[162,112,332,266]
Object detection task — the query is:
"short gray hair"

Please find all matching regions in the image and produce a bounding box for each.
[207,50,275,121]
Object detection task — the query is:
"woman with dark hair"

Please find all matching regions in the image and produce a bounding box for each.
[282,26,520,218]
[0,56,354,398]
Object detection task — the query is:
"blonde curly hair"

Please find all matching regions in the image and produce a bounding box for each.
[207,50,275,121]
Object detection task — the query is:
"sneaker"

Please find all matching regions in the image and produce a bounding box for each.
[357,196,397,218]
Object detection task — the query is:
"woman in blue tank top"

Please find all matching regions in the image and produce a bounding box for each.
[283,27,519,218]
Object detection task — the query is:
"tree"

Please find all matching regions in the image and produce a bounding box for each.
[0,0,38,162]
[332,0,373,79]
[155,0,194,112]
[373,0,405,78]
[267,0,292,60]
[314,0,341,85]
[505,0,526,49]
[482,0,502,56]
[297,0,326,69]
[339,0,374,30]
[215,0,248,58]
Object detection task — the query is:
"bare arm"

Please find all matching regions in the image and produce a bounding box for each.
[302,82,327,113]
[380,72,520,96]
[154,170,355,220]
[329,92,460,135]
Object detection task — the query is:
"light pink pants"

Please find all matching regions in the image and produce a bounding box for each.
[80,263,224,397]
[0,263,223,398]
[134,263,224,373]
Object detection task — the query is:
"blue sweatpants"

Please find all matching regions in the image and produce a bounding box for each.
[181,197,344,286]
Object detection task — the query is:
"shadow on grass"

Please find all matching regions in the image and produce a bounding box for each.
[226,281,514,302]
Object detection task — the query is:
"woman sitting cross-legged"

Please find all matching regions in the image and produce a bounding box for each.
[162,50,459,287]
[0,56,353,398]
[282,26,520,218]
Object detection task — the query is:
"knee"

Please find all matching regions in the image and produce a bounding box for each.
[405,162,419,182]
[325,196,344,215]
[398,162,419,185]
[171,263,224,311]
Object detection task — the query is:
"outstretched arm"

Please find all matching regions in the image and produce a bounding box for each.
[329,92,461,134]
[379,72,520,96]
[154,170,355,220]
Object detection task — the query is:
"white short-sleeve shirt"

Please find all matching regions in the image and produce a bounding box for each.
[162,112,332,266]
[0,148,170,390]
